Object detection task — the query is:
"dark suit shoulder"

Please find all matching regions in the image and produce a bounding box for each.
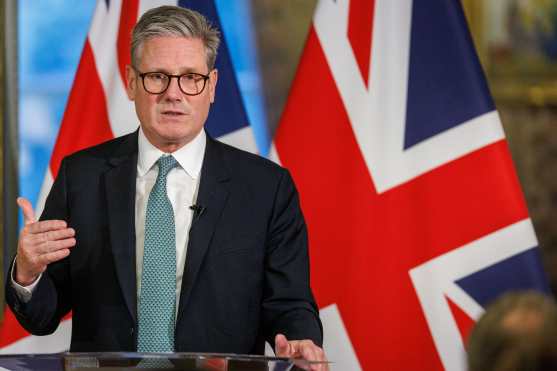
[64,131,137,164]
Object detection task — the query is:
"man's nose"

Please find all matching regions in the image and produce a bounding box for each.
[163,76,183,100]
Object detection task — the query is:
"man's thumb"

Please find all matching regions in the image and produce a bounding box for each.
[274,333,291,357]
[17,197,36,225]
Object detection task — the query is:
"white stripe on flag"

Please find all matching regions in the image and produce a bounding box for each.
[268,143,280,164]
[138,0,176,18]
[89,0,139,137]
[35,170,54,219]
[320,304,362,371]
[217,126,258,154]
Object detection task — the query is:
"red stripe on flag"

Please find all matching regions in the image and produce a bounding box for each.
[447,296,476,344]
[49,40,114,177]
[0,307,31,347]
[348,0,375,87]
[276,27,529,369]
[117,0,139,86]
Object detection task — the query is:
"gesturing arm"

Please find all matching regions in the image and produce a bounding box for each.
[6,159,75,335]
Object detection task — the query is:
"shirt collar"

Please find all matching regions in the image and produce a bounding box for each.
[137,127,206,179]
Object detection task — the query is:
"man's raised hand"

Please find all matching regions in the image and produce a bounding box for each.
[15,197,76,286]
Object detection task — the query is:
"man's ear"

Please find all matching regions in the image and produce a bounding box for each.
[209,68,218,104]
[125,65,137,100]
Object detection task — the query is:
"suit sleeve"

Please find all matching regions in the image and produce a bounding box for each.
[262,168,323,346]
[5,158,73,335]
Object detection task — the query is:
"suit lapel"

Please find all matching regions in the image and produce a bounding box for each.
[104,132,139,323]
[177,137,230,325]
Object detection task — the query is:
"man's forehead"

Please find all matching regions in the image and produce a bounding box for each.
[137,36,208,69]
[140,35,205,52]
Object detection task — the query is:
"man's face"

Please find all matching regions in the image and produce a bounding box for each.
[126,36,217,152]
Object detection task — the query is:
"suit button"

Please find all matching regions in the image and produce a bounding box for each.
[130,327,134,335]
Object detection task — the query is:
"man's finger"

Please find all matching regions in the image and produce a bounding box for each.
[17,197,36,225]
[299,343,318,363]
[37,237,76,254]
[275,335,328,371]
[299,344,314,360]
[24,227,75,245]
[274,334,292,357]
[41,228,75,243]
[296,342,328,371]
[39,248,71,265]
[26,220,68,234]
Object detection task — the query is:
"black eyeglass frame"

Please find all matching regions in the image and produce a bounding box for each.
[137,70,211,96]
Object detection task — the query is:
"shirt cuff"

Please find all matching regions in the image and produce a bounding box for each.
[10,257,41,303]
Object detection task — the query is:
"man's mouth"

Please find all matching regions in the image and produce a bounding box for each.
[162,110,185,116]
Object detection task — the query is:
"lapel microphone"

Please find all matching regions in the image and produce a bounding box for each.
[189,204,206,219]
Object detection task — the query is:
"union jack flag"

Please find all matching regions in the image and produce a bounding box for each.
[0,0,256,354]
[273,0,549,370]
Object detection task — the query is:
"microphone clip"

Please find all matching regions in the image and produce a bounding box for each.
[190,204,206,219]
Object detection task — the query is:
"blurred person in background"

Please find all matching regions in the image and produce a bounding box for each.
[467,290,557,371]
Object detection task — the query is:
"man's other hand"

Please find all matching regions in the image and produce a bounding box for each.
[275,333,329,371]
[15,197,76,286]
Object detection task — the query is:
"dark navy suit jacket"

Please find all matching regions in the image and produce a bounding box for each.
[6,130,322,353]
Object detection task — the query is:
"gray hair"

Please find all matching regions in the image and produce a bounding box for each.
[131,5,220,71]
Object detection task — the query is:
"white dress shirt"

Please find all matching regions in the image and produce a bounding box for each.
[12,127,206,316]
[135,127,205,310]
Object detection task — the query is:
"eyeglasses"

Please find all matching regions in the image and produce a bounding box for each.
[137,71,211,96]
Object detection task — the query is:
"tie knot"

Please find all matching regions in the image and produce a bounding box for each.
[157,155,178,179]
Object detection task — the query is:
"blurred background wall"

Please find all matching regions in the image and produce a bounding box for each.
[6,0,557,295]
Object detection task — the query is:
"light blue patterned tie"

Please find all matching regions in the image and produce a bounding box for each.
[138,155,178,352]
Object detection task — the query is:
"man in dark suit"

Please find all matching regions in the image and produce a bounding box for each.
[7,5,326,367]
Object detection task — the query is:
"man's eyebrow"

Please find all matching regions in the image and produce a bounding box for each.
[144,67,205,74]
[180,68,209,74]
